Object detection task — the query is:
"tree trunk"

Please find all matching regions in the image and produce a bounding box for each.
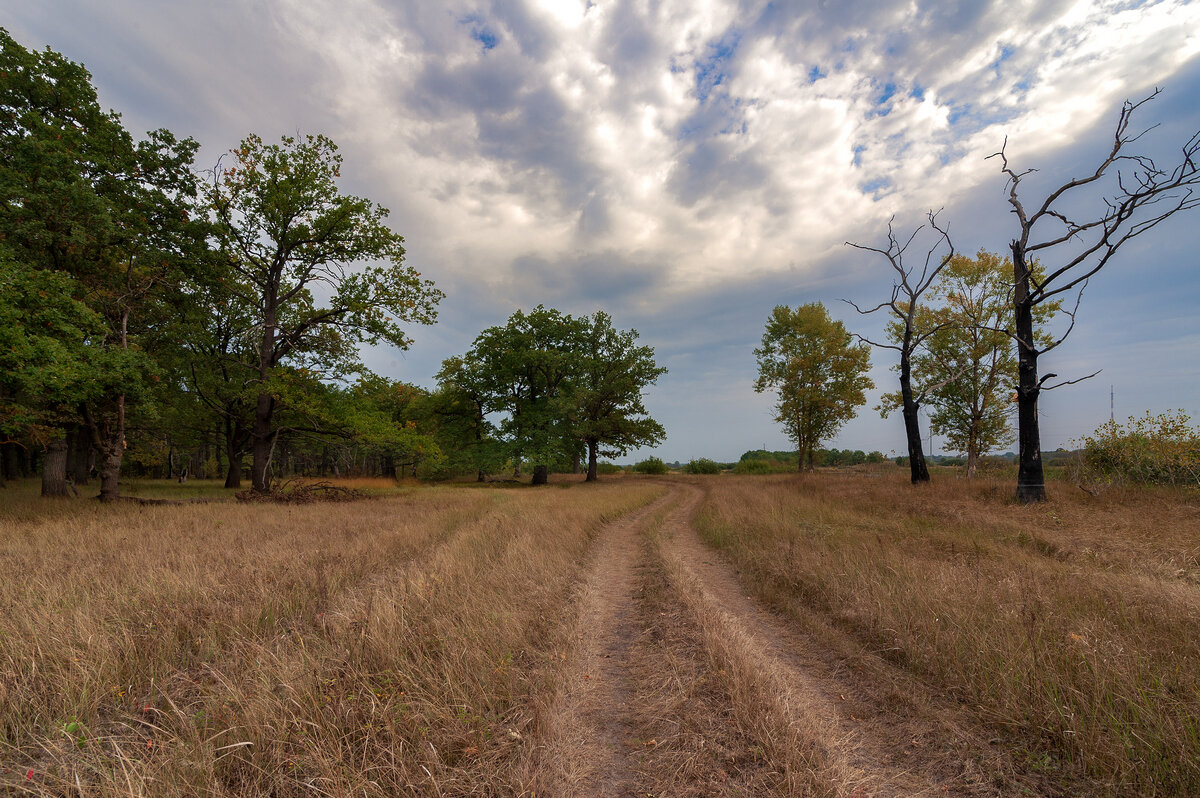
[41,436,70,497]
[965,449,979,479]
[73,425,91,485]
[96,431,124,502]
[531,464,549,485]
[65,428,78,484]
[224,442,243,489]
[251,392,275,492]
[572,450,581,475]
[899,349,931,484]
[585,439,599,482]
[1012,242,1046,503]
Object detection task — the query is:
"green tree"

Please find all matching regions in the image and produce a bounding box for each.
[571,311,666,481]
[204,133,443,491]
[754,303,873,472]
[0,253,103,492]
[458,306,582,485]
[1,28,203,500]
[432,355,507,481]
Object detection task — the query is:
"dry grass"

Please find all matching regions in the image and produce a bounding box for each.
[0,480,662,796]
[694,472,1200,796]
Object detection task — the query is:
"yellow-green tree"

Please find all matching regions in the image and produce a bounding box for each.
[881,251,1058,477]
[754,303,873,472]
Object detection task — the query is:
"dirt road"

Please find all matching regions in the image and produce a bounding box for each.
[524,481,1029,798]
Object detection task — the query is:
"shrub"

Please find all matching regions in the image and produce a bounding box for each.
[684,458,721,474]
[733,459,773,474]
[596,461,624,475]
[632,456,670,474]
[1075,411,1200,489]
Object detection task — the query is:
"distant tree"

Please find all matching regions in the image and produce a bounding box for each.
[632,456,669,474]
[991,91,1200,502]
[204,133,442,492]
[684,458,721,474]
[571,311,666,481]
[846,213,954,484]
[754,303,874,472]
[450,307,665,484]
[432,355,506,481]
[460,306,581,485]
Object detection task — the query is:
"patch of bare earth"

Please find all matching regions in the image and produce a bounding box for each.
[659,482,1032,798]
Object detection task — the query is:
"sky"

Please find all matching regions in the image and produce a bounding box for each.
[5,0,1200,463]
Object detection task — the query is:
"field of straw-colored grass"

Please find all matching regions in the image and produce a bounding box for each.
[0,478,662,796]
[694,471,1200,796]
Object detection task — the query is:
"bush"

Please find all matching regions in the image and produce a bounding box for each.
[733,458,773,474]
[596,461,624,475]
[684,458,721,474]
[1075,411,1200,489]
[632,456,669,474]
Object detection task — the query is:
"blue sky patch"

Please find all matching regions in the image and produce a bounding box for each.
[809,65,826,83]
[694,31,742,103]
[860,176,891,199]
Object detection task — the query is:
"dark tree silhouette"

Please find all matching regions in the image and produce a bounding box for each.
[846,212,955,484]
[990,90,1200,503]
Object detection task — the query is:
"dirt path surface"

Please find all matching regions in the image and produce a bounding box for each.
[524,489,673,797]
[527,481,1028,797]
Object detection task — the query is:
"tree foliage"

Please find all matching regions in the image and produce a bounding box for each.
[754,303,873,472]
[446,306,665,483]
[204,133,443,491]
[879,251,1060,477]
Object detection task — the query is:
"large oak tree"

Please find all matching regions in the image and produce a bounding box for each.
[205,133,442,492]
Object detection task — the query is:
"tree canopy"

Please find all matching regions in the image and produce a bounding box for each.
[204,133,444,491]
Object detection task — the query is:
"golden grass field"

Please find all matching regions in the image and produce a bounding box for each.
[697,472,1200,795]
[0,478,663,795]
[1,470,1197,796]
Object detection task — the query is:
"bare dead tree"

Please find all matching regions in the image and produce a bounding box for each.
[990,89,1200,503]
[846,211,955,484]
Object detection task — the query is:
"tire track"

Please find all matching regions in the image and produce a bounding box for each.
[658,482,988,797]
[522,486,676,797]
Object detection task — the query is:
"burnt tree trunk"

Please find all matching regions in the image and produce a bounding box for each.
[585,439,599,482]
[899,328,931,484]
[1012,242,1046,503]
[531,464,549,485]
[41,436,70,497]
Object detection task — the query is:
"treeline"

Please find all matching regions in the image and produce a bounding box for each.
[0,30,664,497]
